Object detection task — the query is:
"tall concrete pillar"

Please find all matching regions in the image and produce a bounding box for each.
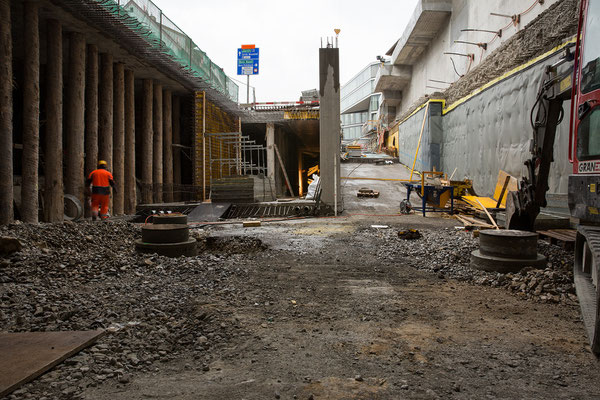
[153,83,163,203]
[98,53,113,167]
[172,96,181,201]
[0,0,14,224]
[85,44,98,188]
[266,122,275,182]
[163,89,173,203]
[141,79,153,204]
[21,1,40,223]
[112,63,125,215]
[318,47,341,208]
[124,69,136,214]
[44,19,63,222]
[65,32,86,212]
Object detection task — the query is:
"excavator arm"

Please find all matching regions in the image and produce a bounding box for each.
[505,46,575,230]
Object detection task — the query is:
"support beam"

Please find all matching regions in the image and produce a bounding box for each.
[124,69,136,214]
[112,62,124,215]
[21,1,40,223]
[266,122,275,182]
[0,0,14,224]
[162,89,173,202]
[141,79,153,204]
[153,82,163,203]
[297,149,303,197]
[98,53,113,167]
[64,32,86,214]
[84,43,98,218]
[172,95,181,201]
[44,19,63,222]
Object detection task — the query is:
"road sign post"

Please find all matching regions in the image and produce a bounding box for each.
[237,44,259,104]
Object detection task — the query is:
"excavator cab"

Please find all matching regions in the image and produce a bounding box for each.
[570,0,600,355]
[570,0,600,225]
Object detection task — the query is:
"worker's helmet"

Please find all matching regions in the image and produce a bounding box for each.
[98,160,107,167]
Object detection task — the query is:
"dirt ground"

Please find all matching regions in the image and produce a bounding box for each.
[2,163,600,399]
[78,219,597,400]
[87,164,598,400]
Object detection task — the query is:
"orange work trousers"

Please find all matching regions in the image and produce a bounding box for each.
[91,194,110,218]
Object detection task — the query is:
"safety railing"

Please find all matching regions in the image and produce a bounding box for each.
[95,0,239,103]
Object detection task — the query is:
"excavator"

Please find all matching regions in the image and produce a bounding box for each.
[505,0,600,354]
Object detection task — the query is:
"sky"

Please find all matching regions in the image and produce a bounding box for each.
[151,0,419,102]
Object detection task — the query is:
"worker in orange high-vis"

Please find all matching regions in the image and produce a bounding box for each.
[85,160,117,220]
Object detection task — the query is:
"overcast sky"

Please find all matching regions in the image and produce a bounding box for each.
[151,0,419,102]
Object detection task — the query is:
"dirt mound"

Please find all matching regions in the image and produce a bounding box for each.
[373,227,576,305]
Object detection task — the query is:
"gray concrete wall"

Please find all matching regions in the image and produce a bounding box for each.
[397,106,428,171]
[442,51,571,196]
[397,102,442,173]
[396,49,571,197]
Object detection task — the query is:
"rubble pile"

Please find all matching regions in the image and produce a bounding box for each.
[375,228,576,305]
[0,221,254,399]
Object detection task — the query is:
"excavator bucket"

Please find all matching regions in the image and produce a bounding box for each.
[505,191,537,231]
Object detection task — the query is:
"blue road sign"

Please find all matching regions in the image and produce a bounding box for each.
[237,48,259,75]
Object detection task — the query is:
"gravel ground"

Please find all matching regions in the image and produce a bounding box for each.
[374,227,576,305]
[0,221,256,399]
[0,218,597,399]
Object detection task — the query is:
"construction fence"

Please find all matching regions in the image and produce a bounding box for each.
[95,0,238,102]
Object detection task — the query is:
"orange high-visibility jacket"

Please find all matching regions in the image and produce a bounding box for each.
[87,169,114,195]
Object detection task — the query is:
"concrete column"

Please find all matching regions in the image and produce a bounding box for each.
[0,0,14,224]
[44,19,63,222]
[297,149,303,197]
[318,47,341,208]
[112,63,125,215]
[266,122,275,182]
[21,1,40,223]
[141,79,153,204]
[172,96,181,201]
[84,44,98,192]
[98,53,113,166]
[124,69,136,214]
[162,89,173,203]
[153,82,163,203]
[64,32,86,212]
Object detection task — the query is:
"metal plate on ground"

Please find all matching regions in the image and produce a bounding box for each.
[187,203,231,223]
[0,330,104,397]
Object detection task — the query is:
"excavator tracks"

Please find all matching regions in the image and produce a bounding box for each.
[574,226,600,354]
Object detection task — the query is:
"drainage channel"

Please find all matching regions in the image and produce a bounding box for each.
[225,203,331,219]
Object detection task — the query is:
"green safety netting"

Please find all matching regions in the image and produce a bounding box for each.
[93,0,239,103]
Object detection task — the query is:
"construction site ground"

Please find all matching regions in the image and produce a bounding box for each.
[2,163,600,399]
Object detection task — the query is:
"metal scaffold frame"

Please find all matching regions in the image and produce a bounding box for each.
[206,132,267,181]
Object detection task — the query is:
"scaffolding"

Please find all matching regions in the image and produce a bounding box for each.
[206,133,267,180]
[66,0,239,104]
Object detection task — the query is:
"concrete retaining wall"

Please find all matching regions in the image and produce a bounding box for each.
[396,48,571,197]
[397,101,443,174]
